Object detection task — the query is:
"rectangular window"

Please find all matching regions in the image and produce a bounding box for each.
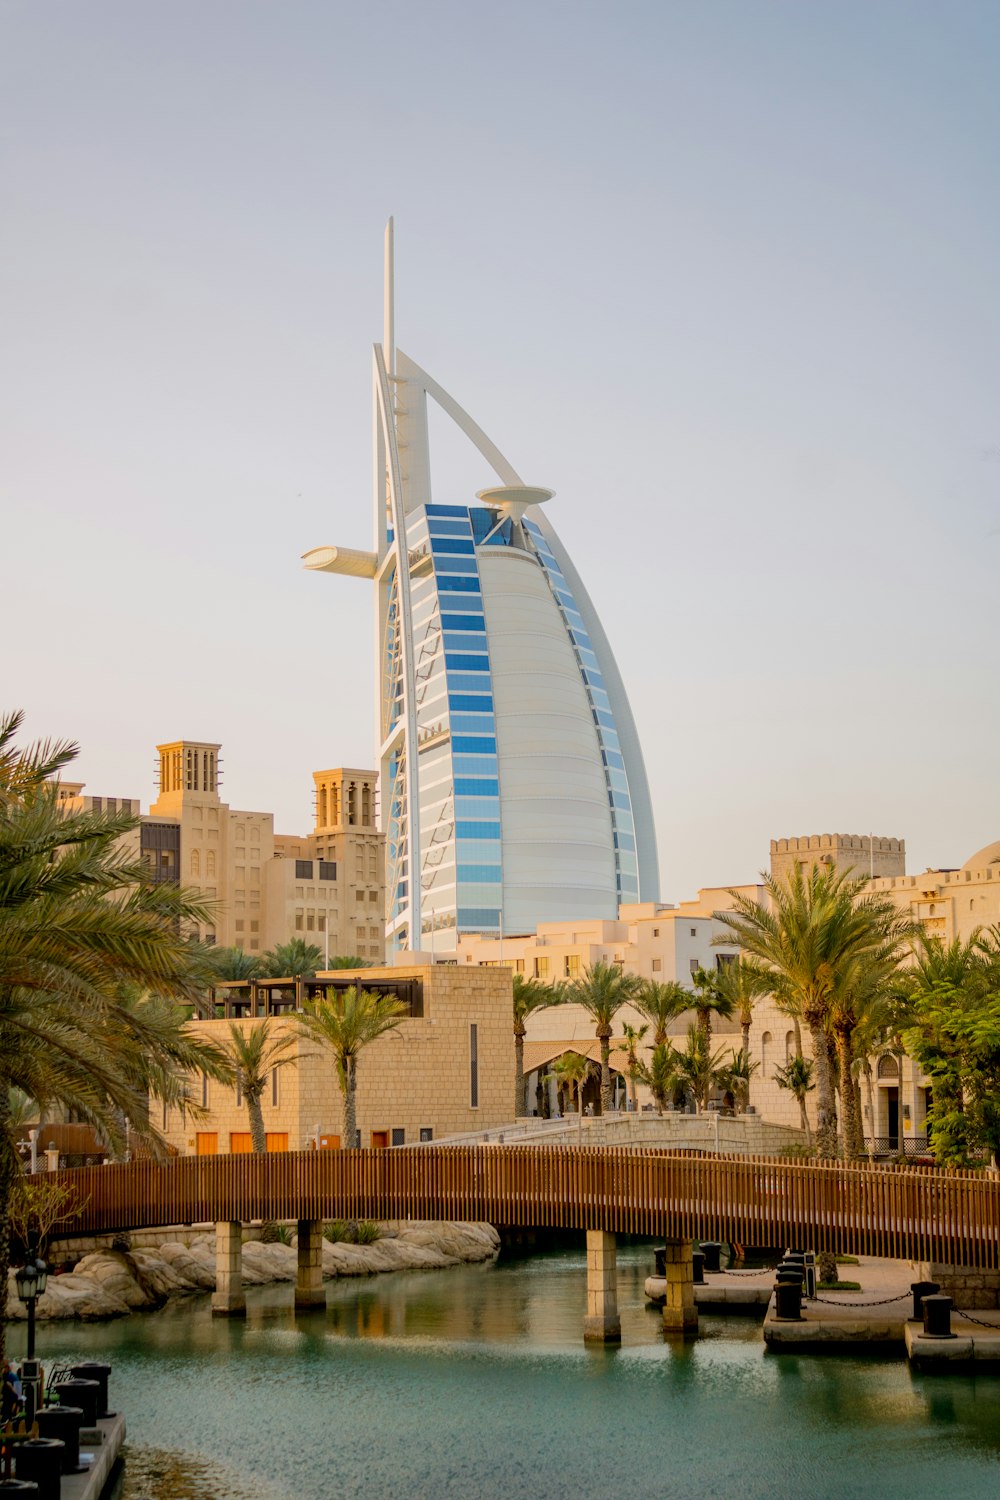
[429,537,475,554]
[295,859,313,879]
[307,914,315,930]
[452,736,497,754]
[652,958,662,972]
[391,1128,406,1146]
[318,860,337,881]
[690,928,697,937]
[470,1023,479,1109]
[445,653,491,672]
[689,959,699,977]
[441,613,486,632]
[271,1068,279,1107]
[454,778,500,797]
[201,1072,208,1108]
[419,1127,433,1143]
[535,957,550,979]
[295,913,303,931]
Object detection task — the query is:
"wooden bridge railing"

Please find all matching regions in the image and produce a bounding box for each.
[49,1146,1000,1268]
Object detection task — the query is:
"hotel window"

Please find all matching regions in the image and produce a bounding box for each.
[419,1127,433,1143]
[690,928,697,937]
[470,1023,479,1108]
[689,959,699,976]
[535,957,550,979]
[235,920,244,932]
[653,928,660,938]
[250,921,259,933]
[391,1129,405,1146]
[652,958,662,972]
[318,915,326,932]
[295,913,303,931]
[565,955,580,979]
[307,914,315,930]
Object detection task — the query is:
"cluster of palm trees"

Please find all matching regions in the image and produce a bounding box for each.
[716,858,971,1158]
[512,963,759,1121]
[0,712,406,1352]
[209,940,366,983]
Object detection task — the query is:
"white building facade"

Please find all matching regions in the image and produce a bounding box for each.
[304,223,658,950]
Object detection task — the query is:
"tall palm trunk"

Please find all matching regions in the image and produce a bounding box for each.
[514,1028,526,1117]
[343,1058,358,1149]
[834,1025,864,1161]
[806,1016,838,1159]
[796,1088,813,1148]
[863,1059,877,1164]
[247,1092,278,1241]
[598,1028,612,1115]
[0,1082,12,1362]
[740,1009,752,1058]
[792,1017,803,1059]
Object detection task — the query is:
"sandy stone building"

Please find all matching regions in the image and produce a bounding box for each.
[163,961,513,1153]
[58,740,387,963]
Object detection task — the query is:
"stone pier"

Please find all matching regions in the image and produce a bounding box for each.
[661,1239,698,1337]
[583,1229,621,1343]
[295,1219,326,1309]
[211,1220,246,1317]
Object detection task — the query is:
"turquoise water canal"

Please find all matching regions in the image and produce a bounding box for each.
[8,1246,1000,1499]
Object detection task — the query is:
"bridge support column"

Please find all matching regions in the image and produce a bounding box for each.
[661,1239,698,1338]
[211,1220,246,1317]
[583,1229,621,1343]
[295,1219,326,1309]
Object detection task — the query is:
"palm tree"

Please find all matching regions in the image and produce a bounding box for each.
[220,1020,299,1239]
[260,939,325,978]
[326,955,368,969]
[545,1052,595,1139]
[829,940,911,1161]
[635,979,691,1046]
[774,1055,815,1146]
[672,1024,729,1112]
[620,1021,649,1111]
[565,963,640,1114]
[638,1041,680,1115]
[0,710,233,1358]
[721,1047,759,1114]
[690,968,736,1043]
[715,863,912,1159]
[210,946,265,982]
[295,985,406,1148]
[712,958,772,1056]
[512,975,563,1117]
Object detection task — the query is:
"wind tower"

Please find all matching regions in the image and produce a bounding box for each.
[303,221,658,952]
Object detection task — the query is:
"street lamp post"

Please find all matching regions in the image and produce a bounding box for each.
[14,1238,48,1423]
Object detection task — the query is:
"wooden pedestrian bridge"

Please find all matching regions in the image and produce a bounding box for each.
[48,1146,998,1339]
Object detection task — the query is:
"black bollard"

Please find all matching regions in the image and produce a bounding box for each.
[49,1381,98,1428]
[776,1266,805,1287]
[773,1280,803,1320]
[922,1294,955,1339]
[35,1407,84,1473]
[14,1438,64,1500]
[700,1242,723,1274]
[69,1363,112,1419]
[911,1281,941,1320]
[692,1250,705,1285]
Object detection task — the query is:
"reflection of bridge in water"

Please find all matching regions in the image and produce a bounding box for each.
[51,1146,999,1342]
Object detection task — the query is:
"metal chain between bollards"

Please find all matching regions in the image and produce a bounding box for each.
[810,1292,911,1307]
[953,1308,1000,1329]
[721,1267,775,1276]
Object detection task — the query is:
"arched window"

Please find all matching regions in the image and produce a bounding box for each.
[877,1054,899,1080]
[190,849,200,877]
[785,1031,796,1063]
[206,850,216,877]
[761,1031,772,1075]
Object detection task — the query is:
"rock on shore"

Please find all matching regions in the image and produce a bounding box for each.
[5,1221,500,1323]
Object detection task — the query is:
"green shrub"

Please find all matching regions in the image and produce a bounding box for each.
[324,1219,352,1243]
[355,1220,381,1244]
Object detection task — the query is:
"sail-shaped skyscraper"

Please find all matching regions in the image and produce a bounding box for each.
[304,222,658,952]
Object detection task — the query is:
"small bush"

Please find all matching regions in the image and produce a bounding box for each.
[355,1220,381,1245]
[324,1219,352,1244]
[271,1223,292,1245]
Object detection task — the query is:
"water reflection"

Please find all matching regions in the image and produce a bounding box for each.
[7,1246,1000,1500]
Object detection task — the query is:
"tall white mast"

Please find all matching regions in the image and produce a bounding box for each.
[384,216,395,378]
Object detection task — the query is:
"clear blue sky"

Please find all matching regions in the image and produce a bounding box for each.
[3,1,999,900]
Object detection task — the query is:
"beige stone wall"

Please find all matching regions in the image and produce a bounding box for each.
[164,963,513,1153]
[770,833,906,884]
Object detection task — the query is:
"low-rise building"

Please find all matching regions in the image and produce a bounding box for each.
[163,961,514,1154]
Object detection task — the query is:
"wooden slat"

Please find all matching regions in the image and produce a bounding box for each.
[41,1146,999,1268]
